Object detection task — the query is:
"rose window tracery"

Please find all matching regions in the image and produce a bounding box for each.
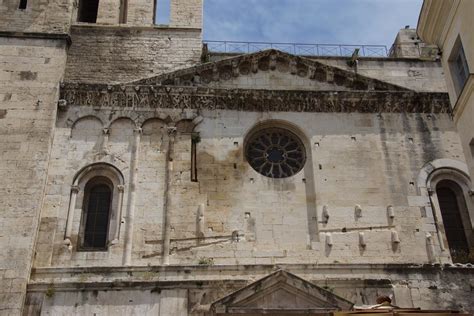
[245,127,306,178]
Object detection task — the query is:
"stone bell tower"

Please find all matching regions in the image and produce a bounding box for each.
[0,0,202,314]
[64,0,204,83]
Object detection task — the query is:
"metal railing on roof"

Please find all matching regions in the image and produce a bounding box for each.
[203,40,389,57]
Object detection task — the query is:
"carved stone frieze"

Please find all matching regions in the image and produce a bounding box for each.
[60,83,451,113]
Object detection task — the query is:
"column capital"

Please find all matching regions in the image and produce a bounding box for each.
[117,184,125,192]
[167,126,177,137]
[133,127,143,134]
[102,128,110,135]
[71,185,80,193]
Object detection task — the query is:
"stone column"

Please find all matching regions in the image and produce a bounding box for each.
[64,185,80,246]
[162,127,177,265]
[111,184,125,245]
[102,128,110,154]
[123,128,142,266]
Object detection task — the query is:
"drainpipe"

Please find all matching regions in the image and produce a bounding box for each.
[162,127,177,265]
[123,127,142,266]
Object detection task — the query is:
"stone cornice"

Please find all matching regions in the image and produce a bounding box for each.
[417,0,460,46]
[70,24,202,34]
[130,49,410,92]
[60,83,450,114]
[28,263,474,291]
[0,31,71,45]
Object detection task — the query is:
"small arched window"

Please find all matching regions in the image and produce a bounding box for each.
[81,177,113,250]
[436,180,471,262]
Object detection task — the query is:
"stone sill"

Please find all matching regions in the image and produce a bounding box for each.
[71,23,202,33]
[29,263,474,291]
[0,31,71,45]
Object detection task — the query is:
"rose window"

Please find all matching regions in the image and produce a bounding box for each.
[245,127,306,178]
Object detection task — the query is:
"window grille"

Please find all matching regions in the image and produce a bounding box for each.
[83,183,112,249]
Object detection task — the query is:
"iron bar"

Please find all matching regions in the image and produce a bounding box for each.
[204,40,393,58]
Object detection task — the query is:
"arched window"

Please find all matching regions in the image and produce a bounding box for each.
[436,180,471,263]
[64,163,125,251]
[419,160,474,264]
[82,177,113,250]
[77,0,100,23]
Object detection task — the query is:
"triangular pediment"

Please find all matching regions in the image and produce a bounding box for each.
[131,49,411,92]
[211,270,354,314]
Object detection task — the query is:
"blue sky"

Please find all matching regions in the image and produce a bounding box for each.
[201,0,423,47]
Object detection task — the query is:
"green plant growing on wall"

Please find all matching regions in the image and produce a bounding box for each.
[192,133,201,144]
[45,285,55,298]
[140,271,159,281]
[198,257,214,265]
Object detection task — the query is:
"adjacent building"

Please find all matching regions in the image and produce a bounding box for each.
[418,0,474,181]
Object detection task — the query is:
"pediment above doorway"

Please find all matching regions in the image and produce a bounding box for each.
[210,270,354,315]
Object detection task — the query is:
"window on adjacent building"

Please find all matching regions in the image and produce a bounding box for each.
[77,0,99,23]
[18,0,27,9]
[81,177,112,250]
[449,36,470,97]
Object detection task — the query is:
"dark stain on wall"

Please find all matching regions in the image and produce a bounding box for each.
[19,71,38,80]
[416,114,440,163]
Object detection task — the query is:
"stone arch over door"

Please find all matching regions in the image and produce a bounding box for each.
[418,159,474,263]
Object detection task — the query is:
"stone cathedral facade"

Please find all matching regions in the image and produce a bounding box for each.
[0,0,474,315]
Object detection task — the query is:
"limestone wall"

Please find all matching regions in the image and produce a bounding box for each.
[126,0,154,25]
[24,265,474,314]
[209,53,447,93]
[0,36,67,315]
[0,0,72,33]
[64,25,202,83]
[170,0,203,29]
[316,58,447,93]
[32,107,465,269]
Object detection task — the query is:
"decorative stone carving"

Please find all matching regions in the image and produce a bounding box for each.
[391,230,401,244]
[211,270,354,313]
[60,84,451,114]
[359,232,367,248]
[387,205,395,219]
[57,99,67,111]
[325,233,333,247]
[245,127,306,179]
[321,205,330,224]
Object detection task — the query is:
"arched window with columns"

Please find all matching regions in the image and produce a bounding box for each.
[419,159,474,263]
[81,177,113,250]
[65,163,125,251]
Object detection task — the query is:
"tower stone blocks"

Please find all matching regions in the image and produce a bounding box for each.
[0,0,72,314]
[170,0,203,28]
[0,35,68,316]
[0,0,72,33]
